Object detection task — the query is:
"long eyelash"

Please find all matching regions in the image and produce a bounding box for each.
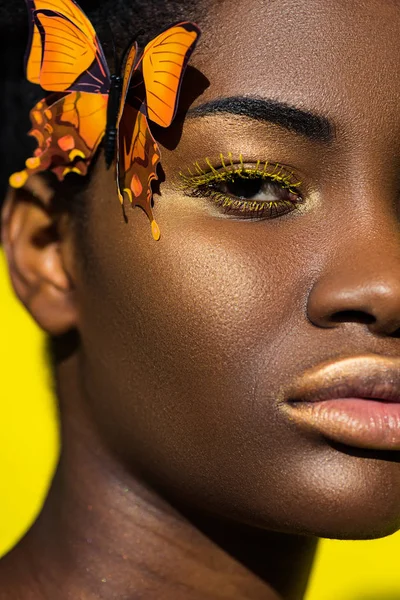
[179,152,302,195]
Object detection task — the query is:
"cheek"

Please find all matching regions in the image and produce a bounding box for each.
[79,203,304,410]
[76,187,312,523]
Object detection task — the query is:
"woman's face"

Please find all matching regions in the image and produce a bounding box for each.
[73,0,400,538]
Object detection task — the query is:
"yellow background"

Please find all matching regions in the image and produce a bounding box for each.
[1,250,399,599]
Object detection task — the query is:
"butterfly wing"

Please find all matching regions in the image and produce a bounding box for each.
[116,43,138,201]
[116,43,161,240]
[10,0,110,187]
[116,23,201,240]
[9,91,107,189]
[25,0,43,86]
[140,22,201,127]
[118,108,161,241]
[25,0,110,93]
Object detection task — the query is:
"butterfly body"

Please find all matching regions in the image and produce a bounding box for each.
[10,0,201,239]
[105,74,124,168]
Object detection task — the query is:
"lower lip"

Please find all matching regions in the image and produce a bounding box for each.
[284,398,400,450]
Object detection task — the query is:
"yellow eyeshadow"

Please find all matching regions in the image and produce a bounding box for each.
[179,152,302,194]
[178,152,304,220]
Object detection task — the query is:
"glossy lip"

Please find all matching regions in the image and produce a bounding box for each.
[281,354,400,451]
[286,354,400,405]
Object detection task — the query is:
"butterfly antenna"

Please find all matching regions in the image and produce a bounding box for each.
[121,29,145,67]
[112,34,119,74]
[133,28,145,43]
[105,22,119,73]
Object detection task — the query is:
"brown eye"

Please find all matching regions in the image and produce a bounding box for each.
[217,175,300,203]
[180,157,304,219]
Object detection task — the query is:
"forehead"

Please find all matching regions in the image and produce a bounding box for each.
[192,0,400,125]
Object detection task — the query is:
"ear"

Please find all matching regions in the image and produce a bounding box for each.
[1,175,78,335]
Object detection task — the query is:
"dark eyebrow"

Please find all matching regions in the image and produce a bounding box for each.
[187,96,334,143]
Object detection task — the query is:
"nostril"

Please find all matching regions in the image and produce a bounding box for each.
[330,310,376,325]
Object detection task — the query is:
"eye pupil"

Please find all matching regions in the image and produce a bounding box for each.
[225,177,263,199]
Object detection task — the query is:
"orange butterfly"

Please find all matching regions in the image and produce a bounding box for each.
[9,0,201,240]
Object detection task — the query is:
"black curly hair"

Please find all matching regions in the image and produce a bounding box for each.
[0,0,202,209]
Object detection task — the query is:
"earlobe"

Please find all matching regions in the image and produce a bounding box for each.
[1,176,78,336]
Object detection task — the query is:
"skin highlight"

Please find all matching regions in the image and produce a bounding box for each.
[2,0,400,598]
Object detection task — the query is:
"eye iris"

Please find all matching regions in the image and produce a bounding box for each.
[224,177,263,199]
[219,175,298,202]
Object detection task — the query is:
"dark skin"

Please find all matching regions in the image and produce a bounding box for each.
[2,0,400,598]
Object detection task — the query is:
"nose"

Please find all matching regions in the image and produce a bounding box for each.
[307,224,400,336]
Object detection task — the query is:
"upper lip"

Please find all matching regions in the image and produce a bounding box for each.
[287,354,400,404]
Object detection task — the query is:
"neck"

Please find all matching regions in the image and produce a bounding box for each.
[0,353,318,600]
